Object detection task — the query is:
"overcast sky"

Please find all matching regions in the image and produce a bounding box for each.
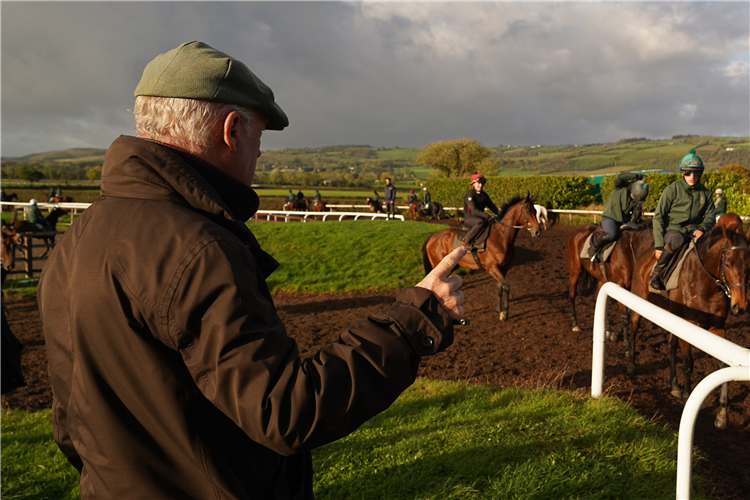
[2,1,748,158]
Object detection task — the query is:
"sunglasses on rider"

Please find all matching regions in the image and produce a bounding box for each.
[682,171,701,177]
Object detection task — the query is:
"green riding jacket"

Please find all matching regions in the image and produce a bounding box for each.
[601,172,643,224]
[653,177,716,249]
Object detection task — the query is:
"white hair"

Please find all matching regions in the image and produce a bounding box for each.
[133,96,257,155]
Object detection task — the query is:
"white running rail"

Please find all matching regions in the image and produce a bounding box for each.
[590,282,750,500]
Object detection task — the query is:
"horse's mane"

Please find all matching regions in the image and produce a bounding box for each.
[496,196,525,220]
[697,224,750,256]
[635,219,653,233]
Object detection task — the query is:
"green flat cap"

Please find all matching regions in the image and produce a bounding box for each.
[135,41,288,130]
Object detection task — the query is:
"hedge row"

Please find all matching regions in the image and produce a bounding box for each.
[426,171,750,217]
[424,176,595,210]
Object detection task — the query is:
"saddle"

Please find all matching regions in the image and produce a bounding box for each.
[648,241,695,293]
[453,223,491,253]
[580,223,641,263]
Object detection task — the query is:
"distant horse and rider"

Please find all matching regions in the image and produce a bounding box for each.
[422,192,541,321]
[5,207,68,256]
[366,196,384,214]
[408,201,445,221]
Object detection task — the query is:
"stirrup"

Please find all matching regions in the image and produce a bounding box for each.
[649,276,665,291]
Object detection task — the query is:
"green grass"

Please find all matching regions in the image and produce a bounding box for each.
[248,220,449,292]
[312,380,714,499]
[1,408,81,500]
[0,381,714,500]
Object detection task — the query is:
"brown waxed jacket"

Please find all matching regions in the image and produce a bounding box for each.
[38,136,454,500]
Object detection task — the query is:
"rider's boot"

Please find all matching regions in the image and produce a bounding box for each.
[588,232,611,262]
[463,223,484,252]
[648,248,674,291]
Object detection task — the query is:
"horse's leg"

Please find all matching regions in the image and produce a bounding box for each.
[616,303,630,346]
[486,264,510,321]
[681,340,693,401]
[497,279,510,321]
[668,334,682,398]
[706,326,729,430]
[624,308,640,375]
[567,240,582,332]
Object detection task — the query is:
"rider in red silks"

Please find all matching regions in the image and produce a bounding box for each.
[462,174,499,250]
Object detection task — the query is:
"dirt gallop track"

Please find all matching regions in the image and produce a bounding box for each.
[3,222,749,499]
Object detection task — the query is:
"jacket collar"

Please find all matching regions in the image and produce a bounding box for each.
[101,136,279,277]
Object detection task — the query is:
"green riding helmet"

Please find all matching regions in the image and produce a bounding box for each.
[630,180,649,202]
[679,149,704,173]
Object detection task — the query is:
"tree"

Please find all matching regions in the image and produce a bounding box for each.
[86,167,102,181]
[18,166,45,184]
[415,138,498,178]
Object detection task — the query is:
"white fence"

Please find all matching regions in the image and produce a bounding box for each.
[591,282,750,500]
[254,210,404,222]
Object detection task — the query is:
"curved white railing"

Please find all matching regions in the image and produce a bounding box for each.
[591,282,750,500]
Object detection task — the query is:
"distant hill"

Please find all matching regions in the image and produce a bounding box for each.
[2,137,747,186]
[10,148,108,163]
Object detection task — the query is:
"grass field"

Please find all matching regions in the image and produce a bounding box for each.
[0,381,713,500]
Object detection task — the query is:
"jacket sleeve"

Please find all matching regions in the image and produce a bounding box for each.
[166,239,453,456]
[613,172,637,188]
[699,190,716,233]
[652,186,673,250]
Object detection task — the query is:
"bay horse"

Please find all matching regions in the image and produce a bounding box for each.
[627,223,749,429]
[409,202,445,221]
[422,194,541,321]
[49,195,73,203]
[717,212,743,234]
[567,222,653,344]
[8,207,68,256]
[310,200,328,212]
[1,224,21,285]
[367,197,384,214]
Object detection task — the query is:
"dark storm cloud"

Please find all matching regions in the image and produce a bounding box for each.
[1,1,747,158]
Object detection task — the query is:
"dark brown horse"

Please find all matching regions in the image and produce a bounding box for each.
[628,223,749,429]
[422,194,541,321]
[8,207,68,256]
[409,202,444,221]
[366,197,384,214]
[567,223,652,343]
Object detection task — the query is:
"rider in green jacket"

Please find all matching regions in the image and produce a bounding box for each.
[649,150,716,291]
[588,171,648,261]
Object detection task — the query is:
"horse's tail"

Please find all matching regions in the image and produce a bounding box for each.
[421,235,433,275]
[576,266,598,297]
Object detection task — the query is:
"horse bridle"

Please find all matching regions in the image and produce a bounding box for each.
[495,201,536,232]
[694,240,749,299]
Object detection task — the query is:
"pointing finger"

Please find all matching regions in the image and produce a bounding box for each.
[431,246,467,277]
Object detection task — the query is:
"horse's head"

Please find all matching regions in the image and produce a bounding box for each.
[717,212,744,234]
[716,224,749,316]
[517,193,541,238]
[1,224,19,271]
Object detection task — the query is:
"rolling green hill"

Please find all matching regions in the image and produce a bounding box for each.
[3,136,747,187]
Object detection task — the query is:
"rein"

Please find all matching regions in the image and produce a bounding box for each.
[495,203,535,231]
[694,240,749,299]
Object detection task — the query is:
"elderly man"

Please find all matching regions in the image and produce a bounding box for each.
[38,41,466,500]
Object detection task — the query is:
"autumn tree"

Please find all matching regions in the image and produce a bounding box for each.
[415,138,498,178]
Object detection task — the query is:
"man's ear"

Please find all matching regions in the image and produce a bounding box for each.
[222,111,242,153]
